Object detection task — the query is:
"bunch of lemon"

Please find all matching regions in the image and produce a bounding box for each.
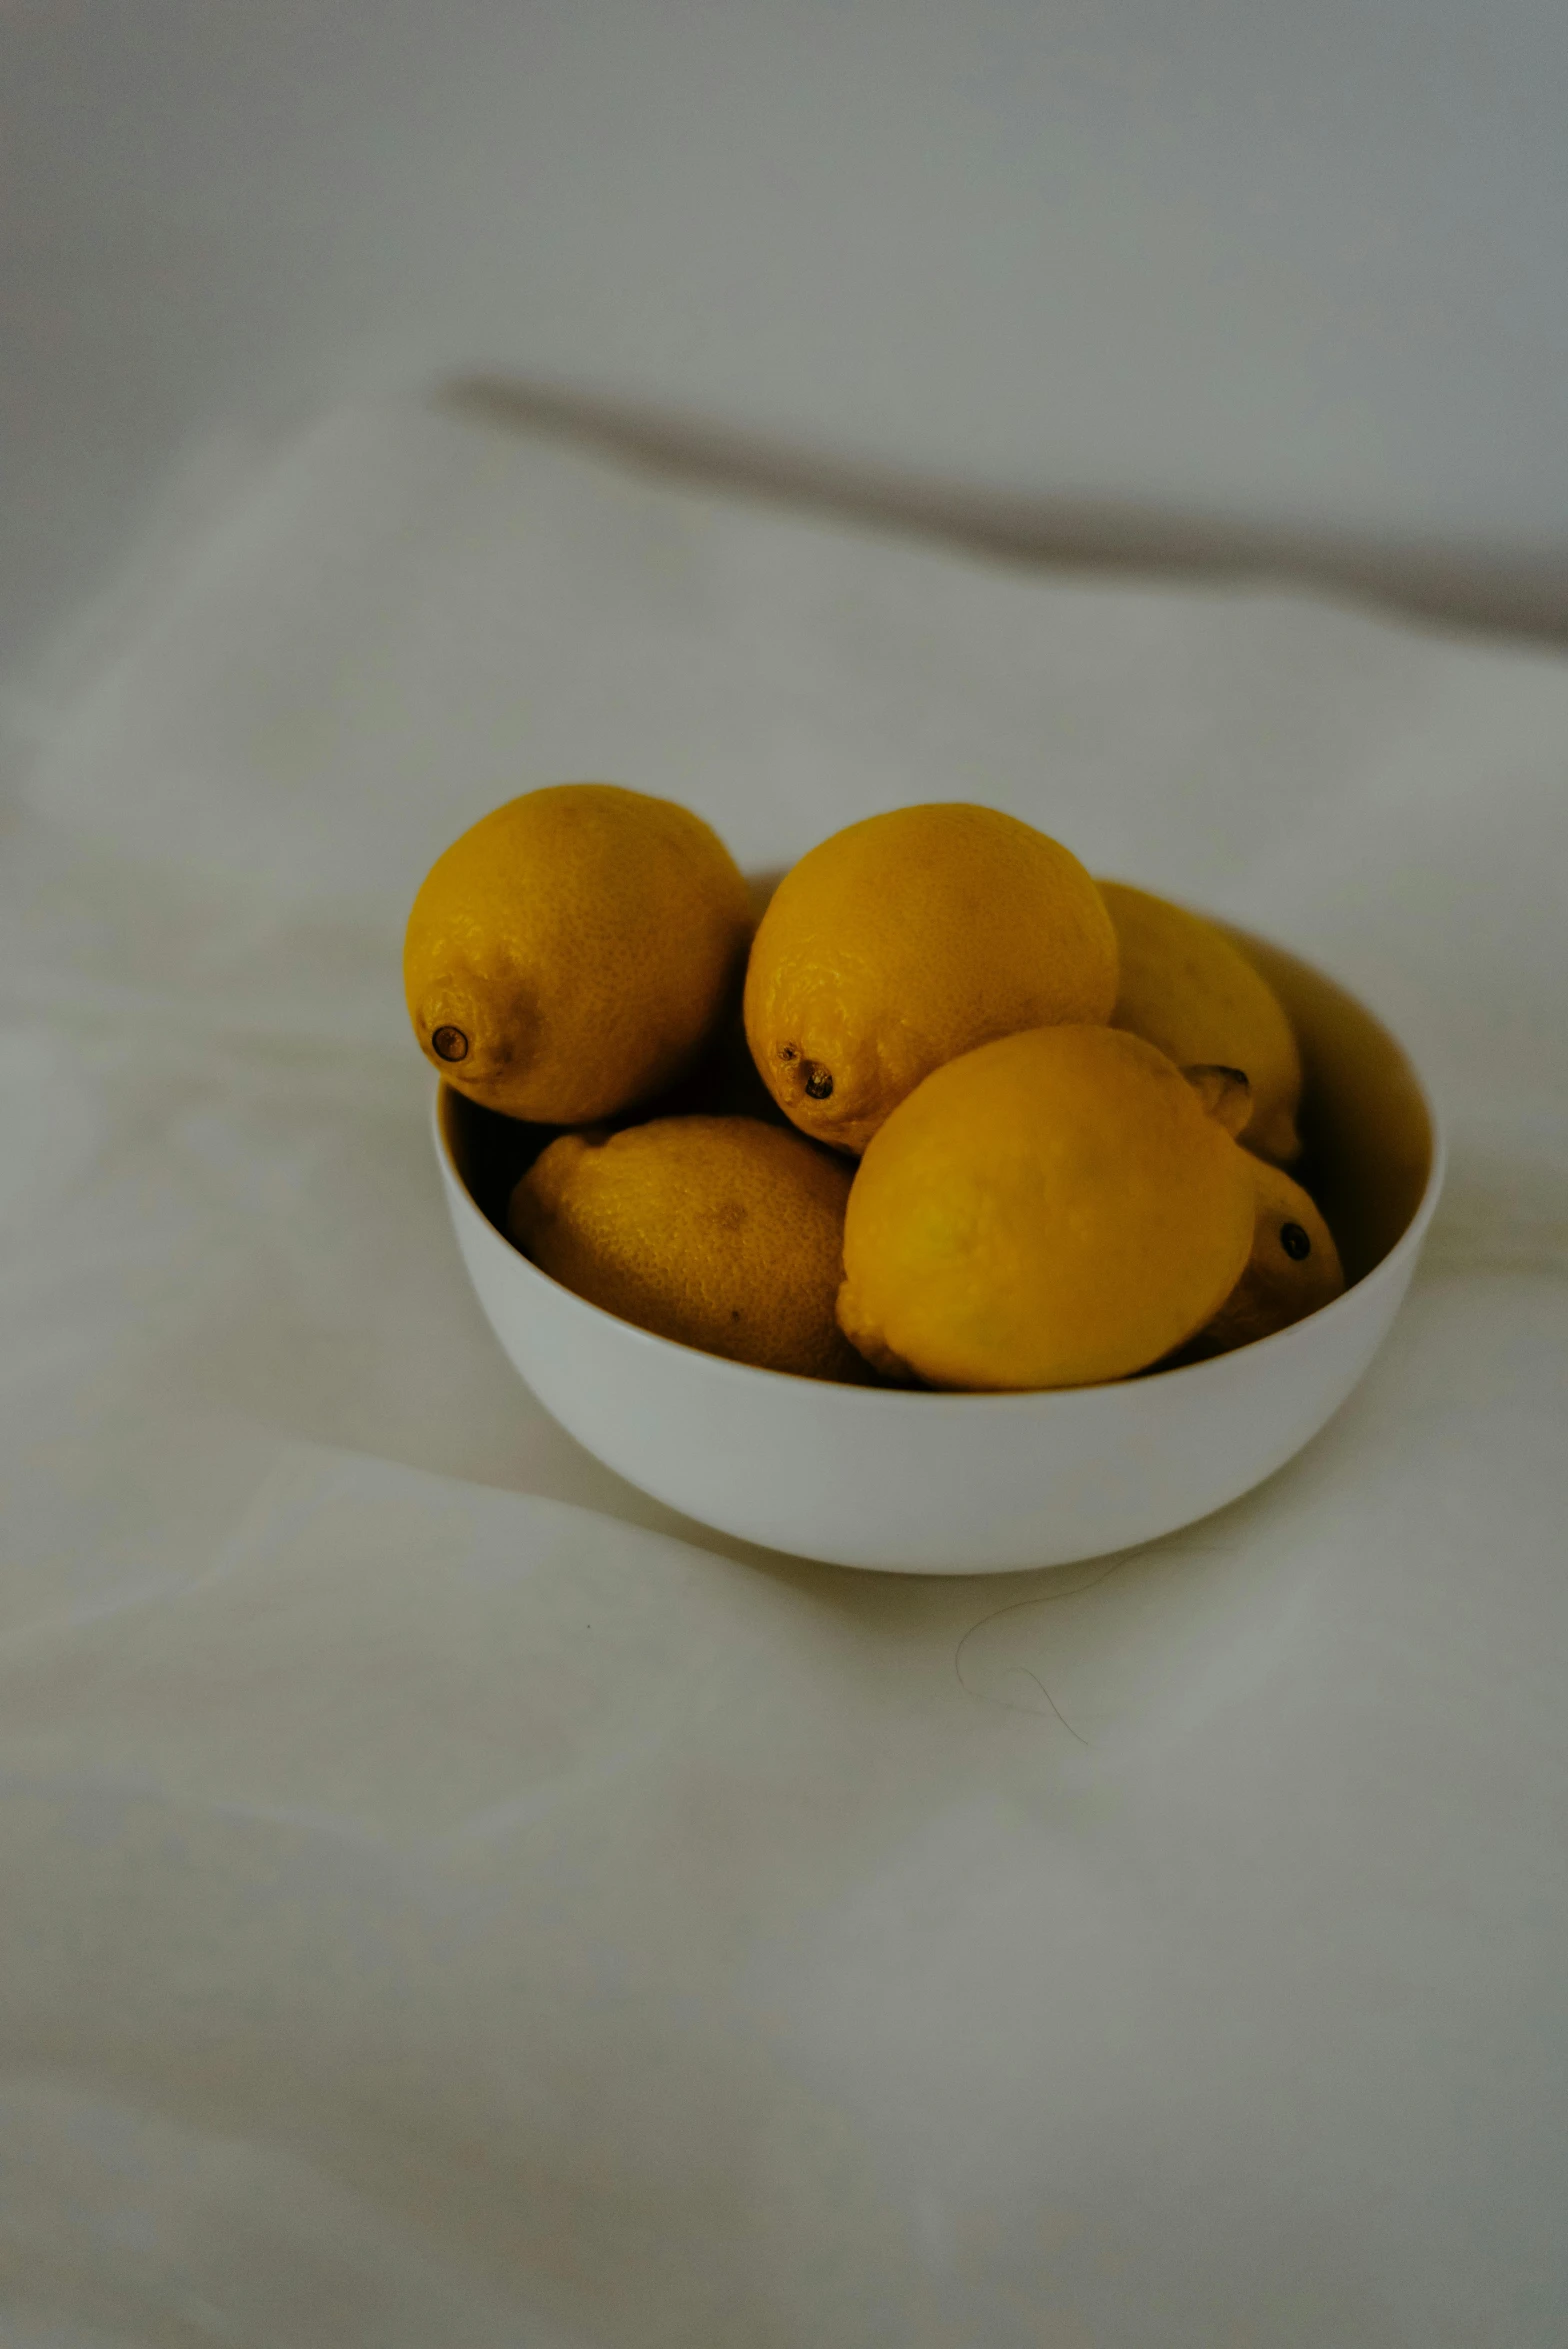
[405,785,1342,1388]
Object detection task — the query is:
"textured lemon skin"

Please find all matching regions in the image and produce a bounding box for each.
[1099,880,1303,1164]
[744,805,1119,1155]
[404,784,752,1124]
[837,1026,1256,1391]
[509,1115,868,1382]
[1188,1155,1344,1357]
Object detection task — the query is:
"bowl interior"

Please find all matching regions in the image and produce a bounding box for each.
[441,921,1436,1300]
[1221,926,1434,1283]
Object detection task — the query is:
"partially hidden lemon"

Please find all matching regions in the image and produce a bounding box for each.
[1187,1155,1344,1358]
[837,1026,1255,1389]
[509,1116,867,1381]
[404,784,752,1124]
[1098,880,1303,1163]
[744,804,1118,1154]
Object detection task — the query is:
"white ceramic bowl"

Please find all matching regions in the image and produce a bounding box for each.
[435,927,1442,1574]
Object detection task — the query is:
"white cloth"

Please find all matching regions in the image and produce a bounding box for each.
[2,398,1566,2347]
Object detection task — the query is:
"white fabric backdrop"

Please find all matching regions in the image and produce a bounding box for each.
[2,399,1566,2345]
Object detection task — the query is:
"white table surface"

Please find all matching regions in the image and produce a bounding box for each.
[1,396,1565,2346]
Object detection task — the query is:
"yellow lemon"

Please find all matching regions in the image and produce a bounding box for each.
[837,1026,1255,1389]
[404,784,751,1124]
[1098,880,1303,1163]
[744,804,1118,1154]
[509,1116,867,1381]
[1187,1156,1344,1358]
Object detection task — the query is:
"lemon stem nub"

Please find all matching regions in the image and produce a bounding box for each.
[804,1064,834,1101]
[432,1025,471,1063]
[1182,1062,1252,1136]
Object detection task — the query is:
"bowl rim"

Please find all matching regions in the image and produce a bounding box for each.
[434,941,1446,1414]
